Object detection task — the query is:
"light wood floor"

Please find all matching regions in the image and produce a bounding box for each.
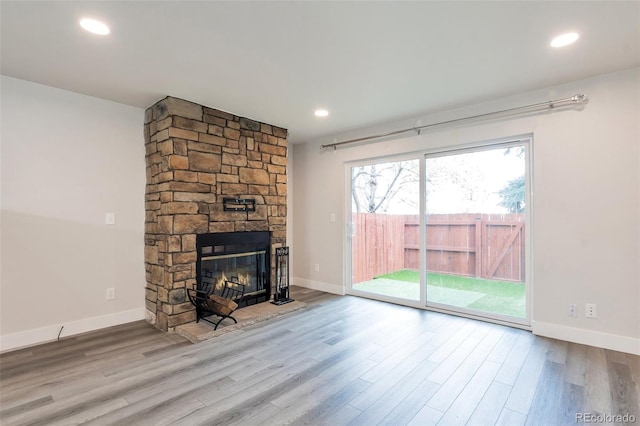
[1,287,639,426]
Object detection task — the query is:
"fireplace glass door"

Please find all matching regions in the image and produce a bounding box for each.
[201,250,267,298]
[196,231,270,305]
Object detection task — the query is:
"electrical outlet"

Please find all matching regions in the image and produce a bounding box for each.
[105,212,116,225]
[106,288,115,300]
[585,303,597,318]
[568,303,577,317]
[314,263,320,272]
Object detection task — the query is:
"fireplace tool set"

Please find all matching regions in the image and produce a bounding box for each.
[272,246,294,305]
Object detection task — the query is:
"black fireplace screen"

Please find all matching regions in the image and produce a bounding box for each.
[196,231,270,305]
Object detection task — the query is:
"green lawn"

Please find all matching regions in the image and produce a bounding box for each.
[353,269,525,318]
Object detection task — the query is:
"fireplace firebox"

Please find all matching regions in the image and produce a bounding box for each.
[196,231,271,306]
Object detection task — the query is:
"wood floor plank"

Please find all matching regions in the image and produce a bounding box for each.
[46,399,130,426]
[494,331,535,386]
[427,323,493,384]
[0,352,86,381]
[2,330,185,396]
[564,342,587,386]
[377,374,441,426]
[466,380,512,425]
[360,330,437,384]
[503,339,548,415]
[628,353,640,414]
[0,349,34,364]
[426,327,504,413]
[436,360,502,425]
[496,407,527,426]
[190,321,379,413]
[192,342,329,409]
[85,376,233,426]
[141,398,207,426]
[407,405,444,426]
[605,359,640,420]
[345,358,440,425]
[3,334,178,396]
[6,396,129,426]
[0,395,53,420]
[367,319,438,363]
[605,349,629,365]
[288,379,371,426]
[4,350,205,425]
[427,320,480,364]
[559,382,585,425]
[486,327,521,364]
[524,360,565,426]
[348,343,438,411]
[546,338,569,364]
[269,354,378,411]
[584,346,613,416]
[121,360,239,405]
[0,370,108,409]
[141,339,192,357]
[265,359,378,425]
[0,287,638,426]
[320,404,363,426]
[171,357,321,425]
[226,401,282,426]
[201,344,377,425]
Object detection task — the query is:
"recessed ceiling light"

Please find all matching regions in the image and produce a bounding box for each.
[314,109,329,117]
[550,32,579,48]
[80,18,110,35]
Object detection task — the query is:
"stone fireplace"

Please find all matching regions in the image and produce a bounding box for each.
[144,97,287,331]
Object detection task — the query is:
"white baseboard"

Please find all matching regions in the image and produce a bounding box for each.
[532,321,640,355]
[0,308,146,353]
[292,277,345,296]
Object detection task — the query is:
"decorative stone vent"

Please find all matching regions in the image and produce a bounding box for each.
[143,97,287,331]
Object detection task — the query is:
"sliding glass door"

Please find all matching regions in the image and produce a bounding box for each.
[424,143,528,322]
[348,140,530,325]
[350,157,421,302]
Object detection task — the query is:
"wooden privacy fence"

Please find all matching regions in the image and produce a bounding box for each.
[352,213,525,283]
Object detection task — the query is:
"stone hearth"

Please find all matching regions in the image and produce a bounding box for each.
[175,300,307,343]
[144,97,287,331]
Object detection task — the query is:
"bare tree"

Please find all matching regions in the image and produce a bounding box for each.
[352,160,419,213]
[425,155,486,212]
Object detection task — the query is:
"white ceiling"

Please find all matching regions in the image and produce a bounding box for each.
[2,1,639,143]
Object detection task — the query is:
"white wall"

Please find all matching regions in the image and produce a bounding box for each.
[292,68,640,354]
[0,76,146,351]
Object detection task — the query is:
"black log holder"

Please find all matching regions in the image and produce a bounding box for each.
[271,246,294,305]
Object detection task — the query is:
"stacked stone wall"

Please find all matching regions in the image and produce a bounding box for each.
[144,97,287,331]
